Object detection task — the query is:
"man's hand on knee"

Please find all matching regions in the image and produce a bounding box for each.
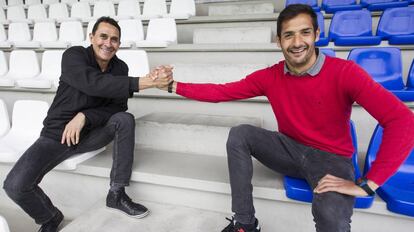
[313,174,371,197]
[61,112,86,147]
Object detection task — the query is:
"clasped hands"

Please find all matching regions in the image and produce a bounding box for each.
[145,65,174,91]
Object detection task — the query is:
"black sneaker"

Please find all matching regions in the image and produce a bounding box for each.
[106,188,149,218]
[38,209,64,232]
[221,217,261,232]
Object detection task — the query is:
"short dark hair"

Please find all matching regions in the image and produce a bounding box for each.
[92,16,121,39]
[277,4,318,38]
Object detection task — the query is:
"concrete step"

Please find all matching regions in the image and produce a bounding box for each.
[61,200,228,232]
[193,26,272,44]
[208,2,275,16]
[135,112,261,156]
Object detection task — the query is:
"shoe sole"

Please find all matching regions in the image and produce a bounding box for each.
[105,206,150,219]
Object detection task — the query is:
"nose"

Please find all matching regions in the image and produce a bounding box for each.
[292,34,303,47]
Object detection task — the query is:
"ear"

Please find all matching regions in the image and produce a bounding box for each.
[276,36,281,48]
[315,28,321,42]
[89,33,93,43]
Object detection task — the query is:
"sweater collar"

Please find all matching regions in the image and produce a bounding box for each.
[284,48,325,77]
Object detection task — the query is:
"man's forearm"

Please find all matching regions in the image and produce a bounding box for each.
[138,75,155,90]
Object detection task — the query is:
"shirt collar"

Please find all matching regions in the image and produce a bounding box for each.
[284,48,325,77]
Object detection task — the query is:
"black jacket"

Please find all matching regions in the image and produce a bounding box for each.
[41,46,139,140]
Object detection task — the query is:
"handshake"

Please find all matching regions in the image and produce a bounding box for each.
[144,65,175,92]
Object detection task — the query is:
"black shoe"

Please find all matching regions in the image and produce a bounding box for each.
[106,188,149,218]
[38,210,64,232]
[221,217,261,232]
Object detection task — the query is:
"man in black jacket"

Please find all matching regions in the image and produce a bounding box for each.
[3,17,172,232]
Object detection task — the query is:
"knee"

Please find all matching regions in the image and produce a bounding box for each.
[111,112,135,128]
[227,124,255,149]
[3,172,28,200]
[312,192,353,232]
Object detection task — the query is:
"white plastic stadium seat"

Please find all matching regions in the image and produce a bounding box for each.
[0,100,49,163]
[0,6,9,24]
[0,50,40,87]
[92,1,115,19]
[70,1,92,22]
[7,0,23,7]
[55,147,106,170]
[27,4,47,21]
[118,19,144,48]
[0,215,10,232]
[140,0,167,20]
[7,5,31,23]
[48,3,69,22]
[0,99,10,138]
[116,50,149,77]
[0,51,7,77]
[136,18,177,47]
[17,50,64,89]
[11,21,41,48]
[25,0,41,7]
[43,19,84,48]
[72,19,95,47]
[31,20,59,48]
[115,0,141,20]
[164,0,195,19]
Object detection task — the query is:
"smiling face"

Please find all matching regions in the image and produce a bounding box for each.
[90,22,120,71]
[277,13,320,74]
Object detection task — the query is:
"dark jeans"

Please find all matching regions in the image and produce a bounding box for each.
[226,124,355,232]
[3,112,135,225]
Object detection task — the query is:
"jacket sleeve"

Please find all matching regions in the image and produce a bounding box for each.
[60,47,138,99]
[344,62,414,186]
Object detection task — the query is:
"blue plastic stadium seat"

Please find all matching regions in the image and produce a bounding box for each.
[315,12,329,46]
[392,59,414,101]
[361,0,409,11]
[284,121,375,209]
[347,47,404,90]
[329,10,382,46]
[364,125,414,217]
[286,0,321,12]
[322,0,362,14]
[377,7,414,45]
[320,48,335,57]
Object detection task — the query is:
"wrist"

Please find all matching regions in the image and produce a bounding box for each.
[139,75,155,89]
[356,177,376,196]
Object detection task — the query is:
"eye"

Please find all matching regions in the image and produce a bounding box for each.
[100,34,108,40]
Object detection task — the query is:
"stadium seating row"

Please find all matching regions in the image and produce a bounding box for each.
[0,49,149,88]
[0,98,105,170]
[316,7,414,46]
[0,18,177,48]
[1,47,413,102]
[0,0,195,23]
[287,0,414,12]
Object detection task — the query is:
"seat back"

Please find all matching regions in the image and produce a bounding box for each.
[116,50,149,77]
[169,0,196,16]
[7,0,23,6]
[0,99,10,138]
[40,50,64,81]
[117,0,141,18]
[0,7,6,22]
[25,0,41,6]
[361,0,399,5]
[316,12,327,38]
[11,100,48,138]
[118,19,144,43]
[142,0,168,17]
[61,0,77,5]
[48,3,69,20]
[285,0,318,7]
[146,18,177,43]
[8,22,31,43]
[330,10,373,40]
[43,0,59,4]
[59,20,85,43]
[322,0,356,7]
[27,4,47,21]
[7,5,26,21]
[0,25,7,42]
[365,125,414,189]
[93,1,115,18]
[8,50,40,79]
[320,48,336,57]
[33,20,58,43]
[0,215,10,232]
[347,47,404,90]
[71,2,91,19]
[377,7,414,39]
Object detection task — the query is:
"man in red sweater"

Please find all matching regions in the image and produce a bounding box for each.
[162,4,414,232]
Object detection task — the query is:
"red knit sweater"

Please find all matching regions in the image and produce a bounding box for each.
[176,56,414,186]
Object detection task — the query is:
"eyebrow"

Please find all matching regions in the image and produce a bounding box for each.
[282,27,313,35]
[99,33,119,41]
